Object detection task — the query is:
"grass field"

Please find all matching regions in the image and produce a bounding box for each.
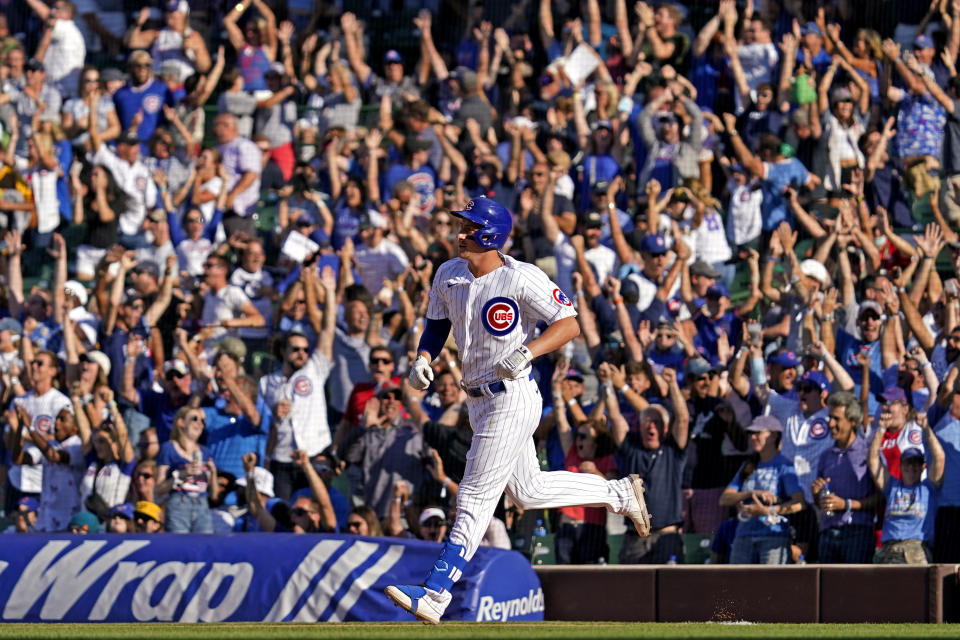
[0,623,957,640]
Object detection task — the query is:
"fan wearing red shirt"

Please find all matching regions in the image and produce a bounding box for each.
[552,384,620,564]
[877,387,924,480]
[334,346,403,449]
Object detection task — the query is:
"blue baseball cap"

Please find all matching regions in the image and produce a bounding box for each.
[640,234,668,255]
[881,386,908,404]
[801,22,822,36]
[768,350,799,368]
[706,283,730,299]
[18,496,39,513]
[800,370,830,392]
[914,34,934,50]
[384,49,403,63]
[901,447,925,463]
[108,503,135,520]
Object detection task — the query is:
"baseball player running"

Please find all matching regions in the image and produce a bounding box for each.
[384,196,651,624]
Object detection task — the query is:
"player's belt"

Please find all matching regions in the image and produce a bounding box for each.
[461,372,534,398]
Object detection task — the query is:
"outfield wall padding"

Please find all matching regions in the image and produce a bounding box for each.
[535,565,960,623]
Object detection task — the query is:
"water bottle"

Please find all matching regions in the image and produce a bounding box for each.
[820,482,834,517]
[531,519,549,565]
[666,555,677,565]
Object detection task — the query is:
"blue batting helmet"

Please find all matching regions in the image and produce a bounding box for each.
[451,196,512,250]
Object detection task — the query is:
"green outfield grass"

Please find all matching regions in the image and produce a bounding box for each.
[0,623,957,640]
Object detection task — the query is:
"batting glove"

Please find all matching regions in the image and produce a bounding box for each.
[494,345,533,379]
[408,354,435,390]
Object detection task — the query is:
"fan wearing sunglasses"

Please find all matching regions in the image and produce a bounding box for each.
[258,265,337,500]
[156,406,219,533]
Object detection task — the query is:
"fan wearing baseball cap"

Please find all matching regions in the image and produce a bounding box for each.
[720,415,805,564]
[868,411,944,564]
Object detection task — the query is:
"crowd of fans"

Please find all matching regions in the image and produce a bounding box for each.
[0,0,959,568]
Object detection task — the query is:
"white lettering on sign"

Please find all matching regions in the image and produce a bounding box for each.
[476,588,545,622]
[181,562,253,622]
[4,540,149,620]
[131,561,205,621]
[90,561,157,620]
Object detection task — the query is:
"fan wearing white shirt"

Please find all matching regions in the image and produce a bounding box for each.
[199,254,265,345]
[12,403,87,532]
[354,210,409,302]
[3,350,72,512]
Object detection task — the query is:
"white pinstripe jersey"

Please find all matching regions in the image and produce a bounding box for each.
[427,254,577,387]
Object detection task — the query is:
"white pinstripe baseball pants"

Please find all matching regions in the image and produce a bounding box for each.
[449,375,636,561]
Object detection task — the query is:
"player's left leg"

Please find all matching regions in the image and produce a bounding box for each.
[502,436,651,535]
[386,377,543,623]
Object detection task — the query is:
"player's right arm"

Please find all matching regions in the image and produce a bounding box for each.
[409,264,454,389]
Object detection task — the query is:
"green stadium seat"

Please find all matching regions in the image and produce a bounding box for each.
[681,533,712,564]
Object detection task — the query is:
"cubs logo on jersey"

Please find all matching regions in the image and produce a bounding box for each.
[143,94,162,114]
[293,376,312,396]
[35,415,54,435]
[809,419,828,439]
[552,289,572,306]
[908,429,923,445]
[481,297,519,336]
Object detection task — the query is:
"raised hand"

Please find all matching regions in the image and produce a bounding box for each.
[242,452,257,474]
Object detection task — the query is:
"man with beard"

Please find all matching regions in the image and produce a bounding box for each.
[774,366,853,560]
[344,384,426,519]
[258,266,336,500]
[611,368,688,563]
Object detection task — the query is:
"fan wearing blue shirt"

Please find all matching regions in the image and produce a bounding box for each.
[720,415,805,565]
[113,50,175,146]
[868,414,945,564]
[723,117,821,234]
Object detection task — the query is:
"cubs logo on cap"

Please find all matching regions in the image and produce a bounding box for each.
[809,419,828,439]
[464,200,475,210]
[293,376,312,396]
[552,289,572,306]
[481,297,519,336]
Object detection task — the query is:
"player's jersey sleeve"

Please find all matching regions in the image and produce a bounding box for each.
[516,263,578,324]
[426,262,451,320]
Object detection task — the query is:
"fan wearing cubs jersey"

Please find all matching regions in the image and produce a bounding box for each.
[384,196,652,624]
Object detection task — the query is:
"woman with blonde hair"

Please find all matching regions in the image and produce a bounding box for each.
[156,406,219,532]
[824,25,883,103]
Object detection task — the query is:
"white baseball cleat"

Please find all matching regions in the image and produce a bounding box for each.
[625,474,652,537]
[384,585,443,625]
